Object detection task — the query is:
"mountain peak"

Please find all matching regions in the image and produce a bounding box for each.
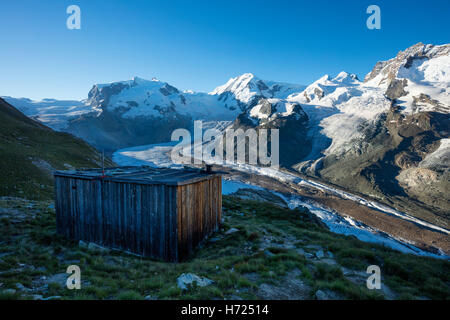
[333,71,359,82]
[316,74,331,83]
[364,43,450,86]
[236,72,255,78]
[132,76,156,84]
[209,73,258,98]
[210,73,305,105]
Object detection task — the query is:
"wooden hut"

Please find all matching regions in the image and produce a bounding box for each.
[54,166,222,262]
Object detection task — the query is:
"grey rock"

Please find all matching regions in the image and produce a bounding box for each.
[264,250,275,257]
[243,272,260,282]
[159,83,180,96]
[257,270,310,300]
[225,228,239,235]
[317,258,337,266]
[231,188,288,208]
[258,99,273,116]
[88,242,110,253]
[2,289,16,295]
[341,265,395,299]
[385,79,408,100]
[42,296,62,300]
[16,283,32,292]
[315,290,328,300]
[177,273,214,290]
[46,273,68,288]
[78,240,88,248]
[315,289,342,300]
[315,250,325,259]
[313,88,324,99]
[380,283,397,300]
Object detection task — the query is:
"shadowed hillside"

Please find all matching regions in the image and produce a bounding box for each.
[0,98,114,200]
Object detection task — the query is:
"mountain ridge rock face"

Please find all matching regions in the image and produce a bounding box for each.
[228,98,311,167]
[364,42,450,86]
[299,43,450,228]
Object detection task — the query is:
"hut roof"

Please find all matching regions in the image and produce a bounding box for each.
[54,166,222,186]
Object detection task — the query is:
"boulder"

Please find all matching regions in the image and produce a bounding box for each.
[177,273,214,290]
[225,228,239,235]
[315,250,325,259]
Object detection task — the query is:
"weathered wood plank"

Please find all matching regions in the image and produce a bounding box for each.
[55,169,222,262]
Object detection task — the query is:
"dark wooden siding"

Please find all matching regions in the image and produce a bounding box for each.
[176,176,221,260]
[55,174,221,262]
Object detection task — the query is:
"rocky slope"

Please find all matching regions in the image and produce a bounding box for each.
[228,98,311,167]
[295,43,450,228]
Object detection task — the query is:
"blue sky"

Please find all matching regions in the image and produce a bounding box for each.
[0,0,449,100]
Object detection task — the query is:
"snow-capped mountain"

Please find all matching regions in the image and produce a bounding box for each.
[85,73,306,121]
[210,73,306,106]
[86,76,239,121]
[4,44,448,159]
[281,71,391,160]
[293,43,450,228]
[1,97,93,130]
[3,43,449,226]
[365,42,450,114]
[2,73,306,152]
[4,74,305,129]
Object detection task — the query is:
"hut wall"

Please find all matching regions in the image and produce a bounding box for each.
[176,176,222,260]
[100,181,179,261]
[55,174,222,262]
